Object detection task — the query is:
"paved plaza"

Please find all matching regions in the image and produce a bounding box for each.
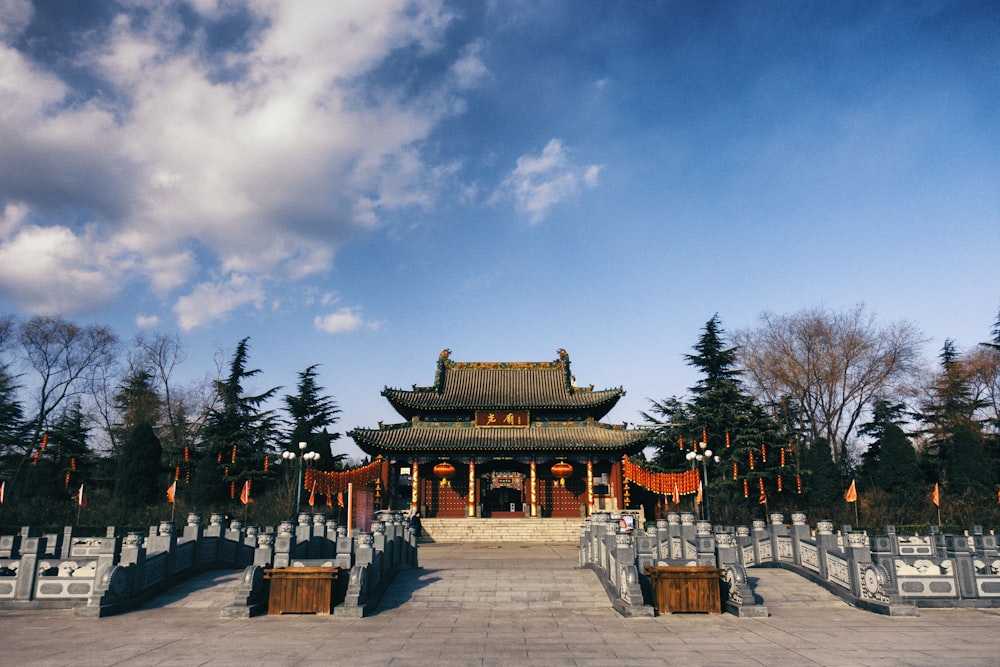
[3,542,1000,666]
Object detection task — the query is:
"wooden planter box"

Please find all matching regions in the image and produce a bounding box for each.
[645,566,723,614]
[264,567,342,615]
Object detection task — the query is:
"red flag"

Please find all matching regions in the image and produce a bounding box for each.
[696,480,703,505]
[844,479,857,503]
[932,483,940,507]
[240,480,252,505]
[77,483,86,507]
[672,483,680,505]
[0,480,5,504]
[308,481,316,508]
[337,492,344,507]
[997,488,1000,505]
[326,489,333,507]
[166,480,177,504]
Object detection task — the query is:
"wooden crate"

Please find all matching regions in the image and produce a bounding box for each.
[264,567,342,615]
[644,566,723,614]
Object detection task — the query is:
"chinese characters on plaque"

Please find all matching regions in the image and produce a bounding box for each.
[475,411,530,428]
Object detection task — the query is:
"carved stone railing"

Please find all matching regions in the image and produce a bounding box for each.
[581,510,1000,617]
[0,510,419,618]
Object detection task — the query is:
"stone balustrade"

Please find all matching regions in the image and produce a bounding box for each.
[581,510,1000,617]
[0,510,418,618]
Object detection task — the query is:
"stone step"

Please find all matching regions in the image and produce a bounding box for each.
[143,570,242,610]
[379,563,608,610]
[419,518,583,543]
[749,567,850,608]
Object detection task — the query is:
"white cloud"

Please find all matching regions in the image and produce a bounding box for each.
[136,314,160,328]
[173,274,265,331]
[0,2,468,327]
[0,215,130,315]
[314,307,380,334]
[494,139,603,224]
[0,0,32,41]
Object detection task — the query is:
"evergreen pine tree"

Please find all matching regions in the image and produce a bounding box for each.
[0,365,24,458]
[804,437,839,509]
[192,338,278,509]
[115,422,163,508]
[283,365,345,470]
[858,400,922,500]
[645,315,793,522]
[917,340,992,495]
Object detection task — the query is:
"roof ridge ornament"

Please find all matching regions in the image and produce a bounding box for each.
[558,348,574,392]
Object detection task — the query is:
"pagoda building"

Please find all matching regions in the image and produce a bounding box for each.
[348,349,650,518]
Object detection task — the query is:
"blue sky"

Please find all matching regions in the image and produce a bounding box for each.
[1,1,998,459]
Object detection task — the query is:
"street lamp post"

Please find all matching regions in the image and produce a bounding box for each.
[686,441,721,524]
[282,441,320,516]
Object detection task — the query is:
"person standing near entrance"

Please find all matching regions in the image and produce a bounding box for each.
[411,511,422,540]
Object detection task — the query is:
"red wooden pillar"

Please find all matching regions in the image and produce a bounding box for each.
[611,459,623,511]
[410,459,419,514]
[467,460,476,517]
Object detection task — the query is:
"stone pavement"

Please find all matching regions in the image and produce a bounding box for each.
[3,542,1000,666]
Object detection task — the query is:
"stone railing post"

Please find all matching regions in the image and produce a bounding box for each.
[355,532,374,568]
[843,530,871,597]
[679,512,697,560]
[205,513,225,538]
[183,514,203,542]
[273,521,296,568]
[788,512,809,565]
[734,526,752,567]
[309,514,326,558]
[335,526,354,569]
[148,521,177,555]
[254,533,275,568]
[714,529,740,569]
[371,522,387,577]
[294,513,312,558]
[927,525,946,558]
[93,533,122,583]
[970,525,999,559]
[945,533,978,599]
[665,513,681,559]
[60,526,74,559]
[13,535,44,601]
[696,521,717,566]
[0,529,22,558]
[814,520,837,581]
[751,519,769,565]
[323,520,338,558]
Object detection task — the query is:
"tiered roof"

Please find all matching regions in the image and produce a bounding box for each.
[351,419,646,456]
[382,348,624,420]
[349,349,648,459]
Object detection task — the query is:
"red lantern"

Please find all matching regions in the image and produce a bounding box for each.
[551,461,574,486]
[433,461,456,486]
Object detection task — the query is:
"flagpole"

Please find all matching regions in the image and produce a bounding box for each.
[347,482,353,537]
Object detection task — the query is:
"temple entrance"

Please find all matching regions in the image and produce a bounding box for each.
[482,471,524,517]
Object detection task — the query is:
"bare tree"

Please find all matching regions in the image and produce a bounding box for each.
[735,305,924,463]
[17,315,120,450]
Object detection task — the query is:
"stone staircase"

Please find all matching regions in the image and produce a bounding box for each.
[378,543,609,611]
[418,518,583,543]
[749,567,850,609]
